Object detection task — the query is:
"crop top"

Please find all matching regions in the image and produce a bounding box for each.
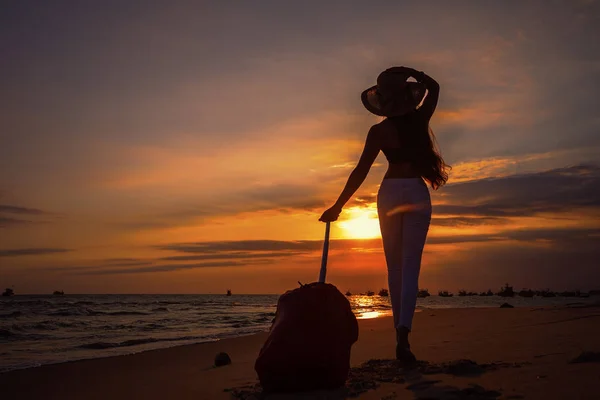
[381,112,421,164]
[382,146,417,164]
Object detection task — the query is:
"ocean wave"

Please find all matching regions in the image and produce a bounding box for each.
[11,320,88,332]
[154,318,182,324]
[0,329,49,341]
[151,307,169,312]
[191,300,219,306]
[0,299,52,306]
[95,323,134,331]
[78,335,205,350]
[232,302,278,308]
[54,301,132,307]
[256,312,276,318]
[104,310,150,316]
[253,316,274,323]
[47,309,150,317]
[195,310,229,316]
[47,309,89,317]
[0,311,22,319]
[0,328,17,338]
[139,323,166,331]
[231,321,252,328]
[34,321,80,330]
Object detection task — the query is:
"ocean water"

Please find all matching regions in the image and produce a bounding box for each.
[1,293,596,372]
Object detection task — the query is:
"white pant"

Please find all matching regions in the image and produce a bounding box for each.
[377,178,432,330]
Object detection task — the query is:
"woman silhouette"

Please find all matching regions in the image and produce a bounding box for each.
[319,66,449,362]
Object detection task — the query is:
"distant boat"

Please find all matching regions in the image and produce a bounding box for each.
[518,289,534,298]
[479,289,494,296]
[345,290,352,296]
[497,283,515,297]
[226,289,232,296]
[565,290,589,298]
[53,290,64,296]
[560,290,581,297]
[537,289,556,298]
[2,288,14,297]
[378,288,389,297]
[438,290,453,297]
[366,290,375,297]
[417,289,430,298]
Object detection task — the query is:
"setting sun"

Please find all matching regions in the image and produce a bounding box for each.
[339,206,381,239]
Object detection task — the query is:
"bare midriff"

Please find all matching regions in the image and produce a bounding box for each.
[383,162,421,180]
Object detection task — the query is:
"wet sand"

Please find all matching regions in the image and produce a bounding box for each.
[2,305,600,399]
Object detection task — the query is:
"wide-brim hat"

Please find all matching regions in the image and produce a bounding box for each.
[361,68,426,117]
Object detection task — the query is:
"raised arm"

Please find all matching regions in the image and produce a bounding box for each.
[384,66,439,119]
[412,69,439,120]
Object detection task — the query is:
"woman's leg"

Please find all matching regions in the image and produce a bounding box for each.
[398,208,431,330]
[377,183,405,329]
[378,209,404,329]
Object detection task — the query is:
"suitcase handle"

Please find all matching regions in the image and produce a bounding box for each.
[318,222,331,283]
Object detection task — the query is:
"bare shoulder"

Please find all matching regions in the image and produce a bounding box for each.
[371,119,396,136]
[368,120,389,138]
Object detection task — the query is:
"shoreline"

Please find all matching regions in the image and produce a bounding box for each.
[2,302,597,374]
[2,305,600,399]
[0,329,265,374]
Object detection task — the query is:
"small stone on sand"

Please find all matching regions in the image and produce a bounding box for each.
[215,352,231,367]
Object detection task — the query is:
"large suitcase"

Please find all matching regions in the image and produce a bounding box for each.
[254,223,359,392]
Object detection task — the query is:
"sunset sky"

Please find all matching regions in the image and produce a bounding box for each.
[1,1,599,294]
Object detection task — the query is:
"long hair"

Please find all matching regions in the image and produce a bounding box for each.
[388,112,450,190]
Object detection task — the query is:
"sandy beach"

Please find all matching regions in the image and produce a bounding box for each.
[2,305,599,399]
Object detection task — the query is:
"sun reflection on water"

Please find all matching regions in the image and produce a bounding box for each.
[358,310,383,319]
[349,294,393,319]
